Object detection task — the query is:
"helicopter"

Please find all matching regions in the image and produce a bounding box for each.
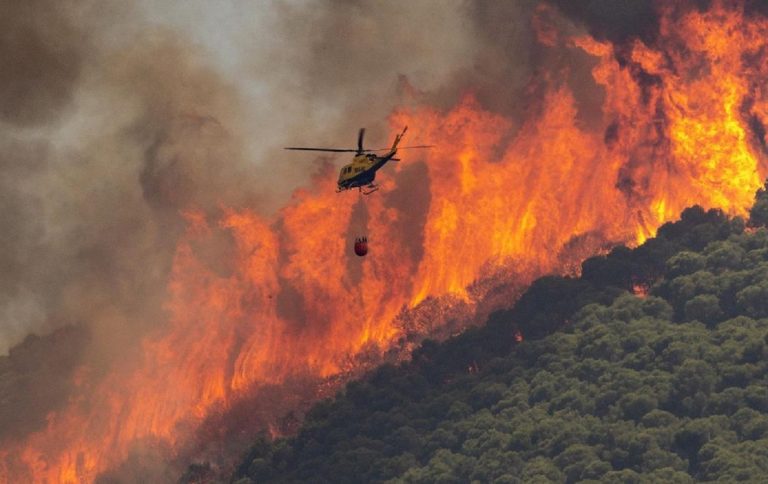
[285,126,431,195]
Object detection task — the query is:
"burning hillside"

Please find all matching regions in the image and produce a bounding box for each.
[2,1,768,482]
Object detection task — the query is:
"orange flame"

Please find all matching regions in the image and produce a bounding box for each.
[3,2,768,481]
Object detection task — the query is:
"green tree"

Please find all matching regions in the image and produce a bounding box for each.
[735,282,768,318]
[520,456,564,483]
[684,294,723,325]
[748,180,768,227]
[666,251,706,278]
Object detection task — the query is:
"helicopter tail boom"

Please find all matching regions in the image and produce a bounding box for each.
[380,126,408,158]
[392,126,407,151]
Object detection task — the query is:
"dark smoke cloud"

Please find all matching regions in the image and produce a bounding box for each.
[0,3,262,354]
[0,0,91,354]
[746,0,768,17]
[0,326,88,440]
[114,36,261,213]
[549,0,660,45]
[0,0,85,126]
[548,0,768,47]
[0,1,259,448]
[439,1,540,118]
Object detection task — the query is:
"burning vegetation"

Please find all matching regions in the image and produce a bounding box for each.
[3,1,768,482]
[232,196,768,483]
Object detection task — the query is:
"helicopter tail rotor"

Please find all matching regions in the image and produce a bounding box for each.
[390,125,408,152]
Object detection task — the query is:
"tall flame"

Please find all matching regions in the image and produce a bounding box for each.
[3,2,768,481]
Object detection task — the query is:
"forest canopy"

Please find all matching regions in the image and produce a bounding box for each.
[221,182,768,484]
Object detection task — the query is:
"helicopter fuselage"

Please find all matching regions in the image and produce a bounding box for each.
[285,126,417,194]
[336,151,397,191]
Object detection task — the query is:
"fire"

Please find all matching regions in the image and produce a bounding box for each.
[3,1,768,481]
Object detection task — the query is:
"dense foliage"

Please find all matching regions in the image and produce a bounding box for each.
[227,194,768,483]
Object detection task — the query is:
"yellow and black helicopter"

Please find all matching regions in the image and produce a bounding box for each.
[285,126,431,194]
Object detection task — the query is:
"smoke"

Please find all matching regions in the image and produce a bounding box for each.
[0,326,88,440]
[0,0,256,442]
[0,1,85,126]
[549,0,660,44]
[0,0,90,354]
[547,0,768,47]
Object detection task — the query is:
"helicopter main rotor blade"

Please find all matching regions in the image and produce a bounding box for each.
[284,147,360,152]
[365,145,435,152]
[357,128,366,153]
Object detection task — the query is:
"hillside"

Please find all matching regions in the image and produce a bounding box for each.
[223,185,768,483]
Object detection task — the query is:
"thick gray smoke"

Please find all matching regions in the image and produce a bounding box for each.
[1,0,85,354]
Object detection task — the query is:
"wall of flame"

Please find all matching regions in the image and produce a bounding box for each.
[3,2,768,482]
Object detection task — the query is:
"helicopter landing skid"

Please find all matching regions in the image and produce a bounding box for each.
[361,184,379,195]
